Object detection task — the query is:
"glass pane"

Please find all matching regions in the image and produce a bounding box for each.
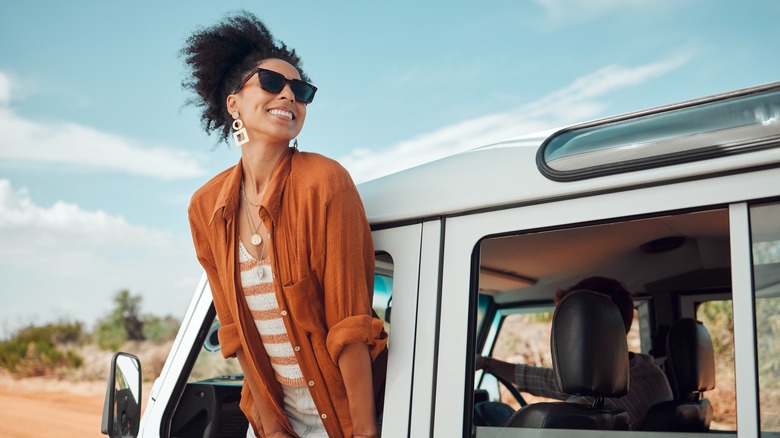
[750,202,780,432]
[542,86,780,172]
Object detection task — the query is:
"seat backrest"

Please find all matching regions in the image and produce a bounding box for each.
[641,318,715,432]
[506,290,630,430]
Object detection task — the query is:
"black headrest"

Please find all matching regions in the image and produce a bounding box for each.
[667,318,715,394]
[552,290,629,398]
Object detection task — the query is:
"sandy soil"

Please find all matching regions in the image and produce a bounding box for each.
[0,371,107,438]
[0,341,171,437]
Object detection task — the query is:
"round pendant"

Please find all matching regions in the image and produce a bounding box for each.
[250,233,262,246]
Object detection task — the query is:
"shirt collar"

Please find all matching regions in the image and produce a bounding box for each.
[262,147,294,222]
[209,147,295,226]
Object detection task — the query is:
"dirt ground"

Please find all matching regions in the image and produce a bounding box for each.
[0,371,106,438]
[0,341,170,437]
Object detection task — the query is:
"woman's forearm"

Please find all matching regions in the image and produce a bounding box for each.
[338,342,378,437]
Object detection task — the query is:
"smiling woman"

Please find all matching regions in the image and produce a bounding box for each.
[181,11,387,438]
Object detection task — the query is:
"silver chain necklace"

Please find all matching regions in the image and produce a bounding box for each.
[241,181,266,259]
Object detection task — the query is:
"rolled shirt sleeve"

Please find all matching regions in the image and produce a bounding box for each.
[326,315,386,363]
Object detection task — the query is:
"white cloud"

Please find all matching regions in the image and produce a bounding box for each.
[0,71,205,180]
[340,54,692,183]
[525,51,692,114]
[0,178,197,332]
[0,179,171,256]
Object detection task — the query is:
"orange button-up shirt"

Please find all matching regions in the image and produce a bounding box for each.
[188,147,387,437]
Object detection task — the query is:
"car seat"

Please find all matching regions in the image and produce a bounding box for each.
[640,318,715,432]
[504,289,631,430]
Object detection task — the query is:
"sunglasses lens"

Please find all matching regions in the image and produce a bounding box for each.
[258,70,286,93]
[256,69,317,104]
[290,82,317,104]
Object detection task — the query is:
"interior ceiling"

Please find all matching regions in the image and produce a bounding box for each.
[479,208,730,303]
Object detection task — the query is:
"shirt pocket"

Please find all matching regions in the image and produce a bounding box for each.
[282,275,327,334]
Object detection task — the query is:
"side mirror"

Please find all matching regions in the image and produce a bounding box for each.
[101,352,142,437]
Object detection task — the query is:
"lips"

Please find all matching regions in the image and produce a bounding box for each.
[268,108,295,120]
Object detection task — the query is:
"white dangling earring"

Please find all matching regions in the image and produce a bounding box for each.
[231,111,249,147]
[292,138,299,149]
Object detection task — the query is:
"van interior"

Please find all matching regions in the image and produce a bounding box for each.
[472,202,780,435]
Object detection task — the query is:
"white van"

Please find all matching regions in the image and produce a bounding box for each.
[102,81,780,437]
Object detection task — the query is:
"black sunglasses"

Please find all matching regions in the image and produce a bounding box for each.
[233,68,317,104]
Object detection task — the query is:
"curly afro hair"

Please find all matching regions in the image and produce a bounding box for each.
[181,11,309,144]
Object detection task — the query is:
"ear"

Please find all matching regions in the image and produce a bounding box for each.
[226,94,239,116]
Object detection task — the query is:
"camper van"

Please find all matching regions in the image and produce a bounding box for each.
[102,81,780,437]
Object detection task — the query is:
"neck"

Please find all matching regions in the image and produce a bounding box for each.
[241,141,288,197]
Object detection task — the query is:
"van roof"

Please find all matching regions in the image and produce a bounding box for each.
[358,82,780,225]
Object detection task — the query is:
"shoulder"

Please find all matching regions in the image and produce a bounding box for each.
[189,164,236,215]
[291,151,356,194]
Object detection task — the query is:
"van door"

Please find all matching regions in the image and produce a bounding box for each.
[431,174,780,436]
[371,220,441,437]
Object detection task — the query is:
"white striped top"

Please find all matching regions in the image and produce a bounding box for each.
[238,241,306,387]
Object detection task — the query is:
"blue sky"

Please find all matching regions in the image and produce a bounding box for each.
[1,0,778,336]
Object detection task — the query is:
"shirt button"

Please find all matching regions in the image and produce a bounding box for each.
[308,380,315,387]
[294,346,301,352]
[321,414,327,419]
[280,310,288,316]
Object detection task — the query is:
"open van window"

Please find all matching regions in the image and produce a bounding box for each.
[374,251,394,334]
[470,208,736,436]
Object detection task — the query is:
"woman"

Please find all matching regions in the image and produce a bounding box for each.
[183,12,387,438]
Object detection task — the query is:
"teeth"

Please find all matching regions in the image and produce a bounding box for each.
[269,109,293,119]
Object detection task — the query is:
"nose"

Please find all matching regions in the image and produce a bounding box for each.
[278,82,296,102]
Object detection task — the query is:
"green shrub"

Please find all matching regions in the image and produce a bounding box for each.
[93,290,181,350]
[143,314,180,344]
[93,317,127,351]
[0,320,85,376]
